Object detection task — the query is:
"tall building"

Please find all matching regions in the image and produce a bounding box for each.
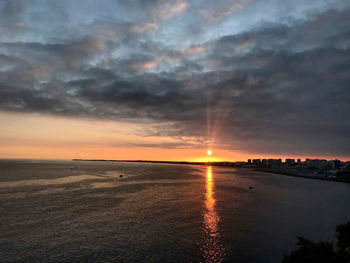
[252,159,261,167]
[285,159,296,165]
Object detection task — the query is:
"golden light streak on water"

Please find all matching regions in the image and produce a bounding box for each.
[202,166,226,262]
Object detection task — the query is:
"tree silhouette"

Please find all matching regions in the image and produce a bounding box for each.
[282,221,350,263]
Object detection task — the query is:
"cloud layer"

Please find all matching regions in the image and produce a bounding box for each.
[0,0,349,157]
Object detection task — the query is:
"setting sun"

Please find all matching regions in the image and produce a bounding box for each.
[207,150,212,156]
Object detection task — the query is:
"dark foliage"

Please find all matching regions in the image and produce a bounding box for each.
[337,221,350,250]
[282,221,350,263]
[282,237,338,263]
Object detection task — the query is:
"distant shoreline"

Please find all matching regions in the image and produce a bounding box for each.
[72,159,237,167]
[73,159,350,183]
[254,168,350,183]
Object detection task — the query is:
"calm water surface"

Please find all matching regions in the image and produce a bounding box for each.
[1,160,350,263]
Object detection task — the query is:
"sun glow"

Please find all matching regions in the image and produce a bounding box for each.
[207,150,212,156]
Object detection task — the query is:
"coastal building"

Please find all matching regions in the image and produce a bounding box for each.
[285,159,296,165]
[262,159,268,167]
[244,157,347,180]
[305,159,329,169]
[252,159,261,167]
[254,159,283,168]
[330,160,341,169]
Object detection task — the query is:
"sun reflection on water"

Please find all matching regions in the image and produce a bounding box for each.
[202,166,225,262]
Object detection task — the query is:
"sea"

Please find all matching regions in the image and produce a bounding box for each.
[1,160,350,263]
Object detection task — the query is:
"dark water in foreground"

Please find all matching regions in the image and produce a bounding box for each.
[1,160,350,263]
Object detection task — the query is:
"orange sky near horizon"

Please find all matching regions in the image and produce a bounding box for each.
[0,111,349,162]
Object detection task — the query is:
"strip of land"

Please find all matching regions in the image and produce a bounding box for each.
[254,168,350,183]
[73,159,350,183]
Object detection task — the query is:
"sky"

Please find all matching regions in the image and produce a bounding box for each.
[0,0,349,161]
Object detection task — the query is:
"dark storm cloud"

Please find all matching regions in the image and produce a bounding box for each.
[0,0,27,34]
[0,1,349,156]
